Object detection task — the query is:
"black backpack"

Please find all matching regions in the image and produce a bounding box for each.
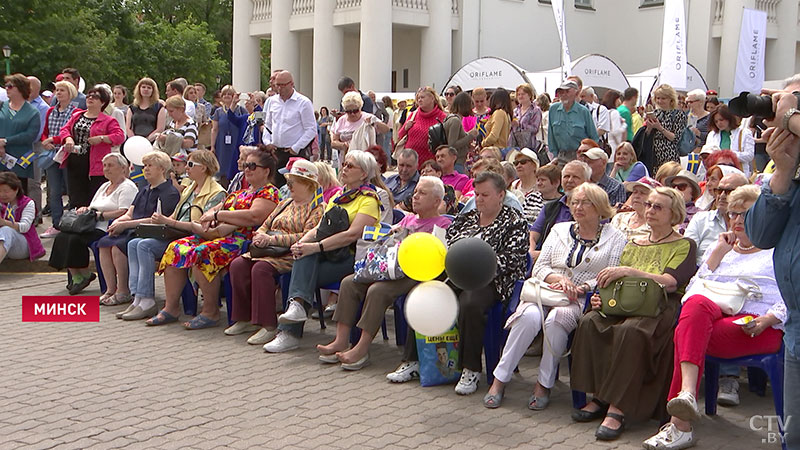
[428,118,448,152]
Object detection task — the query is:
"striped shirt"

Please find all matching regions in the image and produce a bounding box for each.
[166,117,198,152]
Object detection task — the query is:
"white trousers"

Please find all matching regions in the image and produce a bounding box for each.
[0,226,30,260]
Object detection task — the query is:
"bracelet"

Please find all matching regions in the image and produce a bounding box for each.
[318,242,324,253]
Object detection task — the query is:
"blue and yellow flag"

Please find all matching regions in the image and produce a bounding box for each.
[130,167,145,181]
[685,153,701,175]
[361,224,392,241]
[310,186,324,209]
[2,204,13,221]
[476,118,488,139]
[16,150,36,169]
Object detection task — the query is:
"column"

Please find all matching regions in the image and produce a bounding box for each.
[359,0,392,92]
[420,0,452,90]
[232,0,262,92]
[766,0,799,80]
[271,0,300,83]
[686,0,714,85]
[313,0,344,109]
[717,0,748,97]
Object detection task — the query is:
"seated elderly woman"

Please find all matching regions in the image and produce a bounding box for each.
[609,142,648,183]
[316,176,453,369]
[0,172,45,264]
[570,187,697,441]
[642,185,784,450]
[120,150,225,319]
[485,184,627,409]
[664,169,701,234]
[610,177,662,242]
[386,172,529,394]
[263,150,382,353]
[225,160,325,345]
[147,149,279,328]
[48,153,139,294]
[95,152,180,311]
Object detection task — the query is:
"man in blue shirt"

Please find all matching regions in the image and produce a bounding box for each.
[547,80,598,166]
[27,76,48,217]
[745,77,800,447]
[50,68,86,109]
[384,148,419,208]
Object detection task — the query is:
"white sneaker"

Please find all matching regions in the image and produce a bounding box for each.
[278,300,308,324]
[386,361,420,383]
[454,368,480,395]
[717,376,740,407]
[224,321,260,336]
[666,391,701,423]
[263,332,300,353]
[247,328,277,345]
[39,226,60,238]
[642,423,695,450]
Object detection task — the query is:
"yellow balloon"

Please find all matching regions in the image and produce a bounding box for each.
[397,232,447,281]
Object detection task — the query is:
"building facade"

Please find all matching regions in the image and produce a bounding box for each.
[233,0,800,108]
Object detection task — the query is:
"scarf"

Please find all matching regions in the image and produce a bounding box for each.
[333,184,382,210]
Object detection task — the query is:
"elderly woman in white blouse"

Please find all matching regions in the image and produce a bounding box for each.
[483,183,628,410]
[643,185,785,450]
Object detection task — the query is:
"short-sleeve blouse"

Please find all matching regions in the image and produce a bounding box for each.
[223,184,280,238]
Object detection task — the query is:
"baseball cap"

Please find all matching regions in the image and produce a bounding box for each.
[624,176,662,193]
[582,148,608,161]
[556,80,579,92]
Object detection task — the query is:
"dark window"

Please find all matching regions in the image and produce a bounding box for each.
[403,69,409,89]
[392,71,397,92]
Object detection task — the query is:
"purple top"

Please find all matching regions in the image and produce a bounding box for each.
[531,196,573,235]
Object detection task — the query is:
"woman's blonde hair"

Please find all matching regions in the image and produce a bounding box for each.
[54,80,77,101]
[615,142,637,166]
[220,85,236,97]
[652,186,686,226]
[727,185,760,211]
[416,86,442,111]
[341,91,364,111]
[480,146,503,161]
[314,161,340,190]
[182,85,196,100]
[655,161,681,184]
[165,95,186,111]
[472,87,487,99]
[188,149,220,177]
[652,84,678,110]
[133,77,159,107]
[141,151,172,175]
[568,183,616,220]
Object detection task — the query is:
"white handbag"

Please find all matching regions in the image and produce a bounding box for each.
[519,278,572,356]
[681,275,769,316]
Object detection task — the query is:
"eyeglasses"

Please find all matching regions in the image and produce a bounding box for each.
[513,159,531,166]
[187,161,204,168]
[727,210,746,220]
[671,183,690,191]
[342,162,359,170]
[444,92,455,97]
[713,187,736,196]
[644,201,666,211]
[86,93,101,100]
[243,162,267,171]
[345,109,360,115]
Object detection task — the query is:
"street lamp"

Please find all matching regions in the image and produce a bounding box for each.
[2,46,10,76]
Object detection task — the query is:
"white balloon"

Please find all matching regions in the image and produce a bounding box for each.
[405,281,458,337]
[123,136,153,166]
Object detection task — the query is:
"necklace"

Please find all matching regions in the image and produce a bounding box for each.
[565,222,603,268]
[735,242,757,251]
[648,229,675,244]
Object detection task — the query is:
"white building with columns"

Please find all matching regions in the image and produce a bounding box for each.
[233,0,800,108]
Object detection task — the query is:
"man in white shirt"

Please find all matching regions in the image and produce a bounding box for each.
[262,70,317,187]
[684,172,748,264]
[580,87,609,139]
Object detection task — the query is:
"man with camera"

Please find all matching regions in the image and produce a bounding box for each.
[745,74,800,447]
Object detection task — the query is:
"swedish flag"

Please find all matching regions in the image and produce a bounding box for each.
[361,224,391,241]
[310,186,323,209]
[476,118,488,139]
[685,153,701,175]
[130,167,144,181]
[16,150,36,169]
[2,205,13,221]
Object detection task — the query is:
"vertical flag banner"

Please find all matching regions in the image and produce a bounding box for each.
[733,8,767,95]
[659,0,687,90]
[551,0,572,78]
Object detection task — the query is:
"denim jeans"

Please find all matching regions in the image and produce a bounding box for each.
[278,252,355,337]
[46,164,67,227]
[127,238,170,298]
[785,348,800,447]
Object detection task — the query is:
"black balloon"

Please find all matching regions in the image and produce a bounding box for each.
[445,238,497,291]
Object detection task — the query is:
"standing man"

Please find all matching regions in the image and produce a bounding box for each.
[27,76,48,216]
[745,76,800,448]
[262,71,317,187]
[384,148,420,208]
[618,87,638,142]
[52,68,85,109]
[581,87,609,140]
[547,80,598,165]
[337,76,374,114]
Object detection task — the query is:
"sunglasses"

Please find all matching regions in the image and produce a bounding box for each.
[342,162,359,170]
[345,109,360,115]
[187,161,204,168]
[713,187,736,196]
[644,201,666,211]
[513,159,531,166]
[243,162,267,171]
[444,92,455,97]
[671,183,690,191]
[727,211,746,220]
[86,93,102,100]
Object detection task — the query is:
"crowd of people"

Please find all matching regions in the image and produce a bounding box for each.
[2,66,800,448]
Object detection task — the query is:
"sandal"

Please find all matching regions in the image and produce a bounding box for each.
[595,412,626,441]
[100,292,132,306]
[99,292,115,305]
[145,309,179,326]
[184,314,219,330]
[483,390,504,409]
[528,393,551,411]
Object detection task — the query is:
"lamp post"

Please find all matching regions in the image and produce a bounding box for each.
[2,46,10,76]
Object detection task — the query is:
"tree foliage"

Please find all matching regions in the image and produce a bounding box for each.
[0,0,229,95]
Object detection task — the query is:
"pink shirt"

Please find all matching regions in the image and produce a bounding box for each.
[441,172,470,193]
[398,214,452,233]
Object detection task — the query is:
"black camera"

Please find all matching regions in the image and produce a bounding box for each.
[728,91,774,119]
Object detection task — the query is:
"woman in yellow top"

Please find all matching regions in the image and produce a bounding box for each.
[264,150,382,353]
[482,88,513,149]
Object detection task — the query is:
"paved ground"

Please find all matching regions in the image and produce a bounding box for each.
[0,264,785,449]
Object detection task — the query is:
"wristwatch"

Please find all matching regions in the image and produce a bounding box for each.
[782,108,800,131]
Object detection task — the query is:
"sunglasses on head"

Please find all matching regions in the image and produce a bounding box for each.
[243,162,267,171]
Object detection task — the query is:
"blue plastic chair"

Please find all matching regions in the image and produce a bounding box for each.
[88,240,107,294]
[483,280,522,385]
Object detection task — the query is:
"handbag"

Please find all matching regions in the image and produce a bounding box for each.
[58,209,98,233]
[681,275,769,316]
[519,277,571,356]
[599,276,667,318]
[315,205,351,262]
[353,229,409,283]
[533,141,551,166]
[249,200,294,259]
[134,223,191,242]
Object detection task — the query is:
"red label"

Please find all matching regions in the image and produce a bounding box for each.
[22,296,99,322]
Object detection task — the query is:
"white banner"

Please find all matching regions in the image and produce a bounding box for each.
[658,0,687,90]
[733,8,767,95]
[551,0,572,78]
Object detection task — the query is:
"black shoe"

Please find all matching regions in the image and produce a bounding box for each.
[595,412,625,441]
[69,273,96,295]
[42,205,51,217]
[571,398,609,422]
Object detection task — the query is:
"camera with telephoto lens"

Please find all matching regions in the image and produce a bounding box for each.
[728,92,775,119]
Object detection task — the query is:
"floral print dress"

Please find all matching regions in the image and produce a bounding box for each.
[158,185,280,282]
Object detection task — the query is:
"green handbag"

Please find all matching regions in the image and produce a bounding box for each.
[598,276,667,318]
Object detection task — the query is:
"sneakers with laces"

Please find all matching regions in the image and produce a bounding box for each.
[717,376,740,407]
[386,361,420,383]
[39,226,60,238]
[262,332,300,353]
[666,391,701,423]
[642,423,695,450]
[454,368,480,395]
[278,299,308,324]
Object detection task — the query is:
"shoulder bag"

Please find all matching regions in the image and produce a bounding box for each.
[681,274,771,316]
[58,209,98,234]
[520,277,572,356]
[134,205,203,242]
[315,205,352,262]
[249,199,294,258]
[599,276,667,318]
